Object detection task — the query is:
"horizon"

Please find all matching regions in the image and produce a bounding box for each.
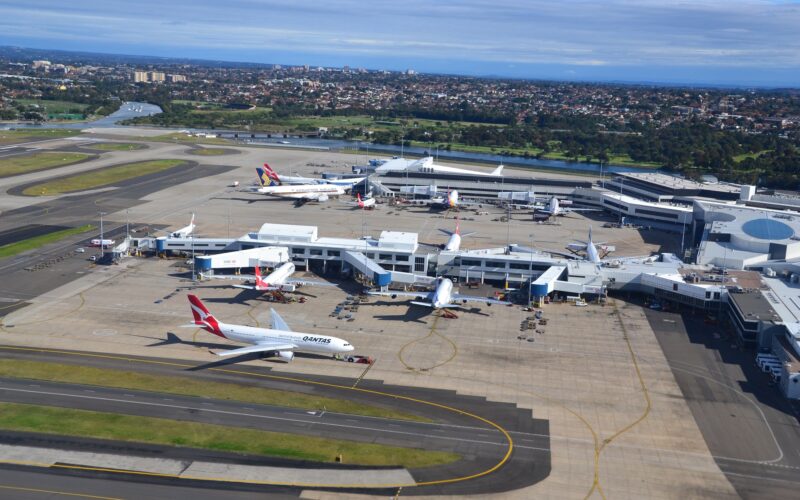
[1,1,799,87]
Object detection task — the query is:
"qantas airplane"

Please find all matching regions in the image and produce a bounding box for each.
[368,277,510,309]
[565,227,615,264]
[231,263,334,293]
[439,219,474,252]
[184,294,354,361]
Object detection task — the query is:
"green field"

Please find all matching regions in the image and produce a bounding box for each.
[0,129,80,146]
[733,150,772,162]
[22,159,187,196]
[87,143,146,151]
[0,152,91,177]
[188,147,230,156]
[0,359,428,422]
[0,225,94,259]
[15,99,89,114]
[0,403,457,467]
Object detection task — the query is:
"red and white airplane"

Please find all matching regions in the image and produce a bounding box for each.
[232,263,334,293]
[343,193,376,210]
[185,294,354,361]
[439,219,474,252]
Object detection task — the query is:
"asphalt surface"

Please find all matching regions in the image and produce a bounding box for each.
[0,346,551,496]
[644,304,800,499]
[0,161,234,305]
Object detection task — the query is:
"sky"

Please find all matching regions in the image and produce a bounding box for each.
[1,0,799,87]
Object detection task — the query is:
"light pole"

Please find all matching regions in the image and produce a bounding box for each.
[98,211,106,257]
[528,233,534,308]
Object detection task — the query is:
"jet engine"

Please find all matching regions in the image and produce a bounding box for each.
[275,350,295,362]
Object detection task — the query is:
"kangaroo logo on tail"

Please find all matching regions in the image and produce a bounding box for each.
[256,163,282,187]
[254,266,268,289]
[187,295,224,337]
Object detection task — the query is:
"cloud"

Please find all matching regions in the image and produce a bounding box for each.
[0,0,798,82]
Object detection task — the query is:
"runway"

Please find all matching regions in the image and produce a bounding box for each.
[0,346,551,496]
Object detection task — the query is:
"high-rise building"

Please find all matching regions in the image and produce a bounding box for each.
[133,70,149,82]
[167,74,186,83]
[148,71,165,82]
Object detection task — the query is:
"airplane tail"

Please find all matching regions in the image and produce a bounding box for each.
[490,164,504,176]
[455,218,460,235]
[256,163,281,187]
[588,226,593,243]
[187,295,225,337]
[254,266,267,288]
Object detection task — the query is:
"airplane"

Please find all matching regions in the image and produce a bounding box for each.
[342,193,376,210]
[184,294,354,362]
[231,262,335,293]
[367,276,510,309]
[169,213,196,238]
[565,227,614,264]
[399,186,460,210]
[534,197,599,220]
[375,156,504,177]
[257,164,364,189]
[252,166,346,203]
[439,219,474,252]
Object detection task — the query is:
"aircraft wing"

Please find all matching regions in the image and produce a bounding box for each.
[285,278,336,287]
[451,294,511,306]
[270,308,292,331]
[367,290,431,300]
[565,208,601,212]
[232,284,257,290]
[201,273,256,281]
[214,342,297,357]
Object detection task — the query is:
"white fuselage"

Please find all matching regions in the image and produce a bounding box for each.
[358,197,376,208]
[443,233,461,252]
[170,224,195,238]
[218,322,352,356]
[586,239,601,264]
[259,262,295,289]
[430,278,454,308]
[258,184,345,198]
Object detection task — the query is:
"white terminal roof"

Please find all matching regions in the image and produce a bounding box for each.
[249,223,418,253]
[696,201,800,268]
[762,277,800,358]
[602,191,694,213]
[619,172,741,194]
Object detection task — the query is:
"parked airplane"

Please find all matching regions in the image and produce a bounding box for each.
[169,213,196,238]
[565,227,614,264]
[257,164,364,189]
[184,294,353,361]
[439,219,474,252]
[343,193,376,210]
[368,277,510,309]
[253,166,346,202]
[232,262,334,293]
[534,197,599,219]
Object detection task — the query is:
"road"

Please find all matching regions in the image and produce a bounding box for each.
[645,306,800,499]
[0,346,551,496]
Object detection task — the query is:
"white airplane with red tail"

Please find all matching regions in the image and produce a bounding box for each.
[184,294,353,361]
[232,263,334,293]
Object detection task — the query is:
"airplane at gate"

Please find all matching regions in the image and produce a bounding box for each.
[184,294,354,361]
[439,219,474,252]
[368,277,510,309]
[232,262,334,293]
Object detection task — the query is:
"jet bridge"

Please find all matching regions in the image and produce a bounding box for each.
[343,251,392,286]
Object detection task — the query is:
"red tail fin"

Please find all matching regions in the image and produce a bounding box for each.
[187,295,224,337]
[254,266,267,288]
[263,163,281,182]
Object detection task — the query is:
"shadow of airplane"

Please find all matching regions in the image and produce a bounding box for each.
[135,332,232,351]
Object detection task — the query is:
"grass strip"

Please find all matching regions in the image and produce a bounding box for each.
[0,129,80,146]
[0,359,428,422]
[0,152,91,177]
[87,143,146,151]
[0,402,457,467]
[0,225,94,259]
[22,159,186,196]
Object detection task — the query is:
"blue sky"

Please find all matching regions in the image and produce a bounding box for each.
[1,0,799,86]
